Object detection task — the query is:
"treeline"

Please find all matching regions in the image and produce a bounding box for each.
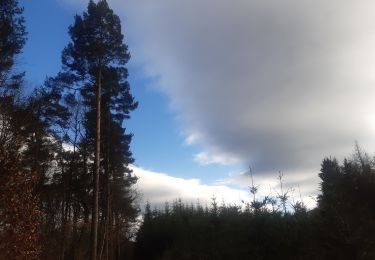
[135,149,375,260]
[0,1,138,259]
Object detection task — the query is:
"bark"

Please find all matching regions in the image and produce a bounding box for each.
[91,68,102,260]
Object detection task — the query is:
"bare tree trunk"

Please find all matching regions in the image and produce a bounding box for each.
[61,151,67,260]
[105,183,110,260]
[105,110,111,260]
[71,206,78,260]
[99,227,106,260]
[91,68,102,260]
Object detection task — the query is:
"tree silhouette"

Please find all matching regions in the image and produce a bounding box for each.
[51,1,138,258]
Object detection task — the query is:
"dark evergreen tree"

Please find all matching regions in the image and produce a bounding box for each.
[49,1,138,259]
[0,1,45,259]
[317,152,375,259]
[0,0,26,98]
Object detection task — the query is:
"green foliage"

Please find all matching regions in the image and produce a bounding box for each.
[0,2,45,259]
[36,1,139,259]
[317,150,375,259]
[0,0,26,96]
[136,198,313,260]
[136,148,375,260]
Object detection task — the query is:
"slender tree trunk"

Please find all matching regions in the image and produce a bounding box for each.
[105,181,110,260]
[105,110,111,260]
[91,68,102,260]
[99,168,110,260]
[61,155,66,260]
[108,195,113,260]
[71,206,78,260]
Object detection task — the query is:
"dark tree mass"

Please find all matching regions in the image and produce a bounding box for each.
[39,1,138,259]
[135,152,375,260]
[1,0,375,260]
[0,1,41,259]
[54,1,138,259]
[0,0,25,93]
[1,0,138,259]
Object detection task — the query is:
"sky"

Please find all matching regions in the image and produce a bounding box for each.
[19,0,375,208]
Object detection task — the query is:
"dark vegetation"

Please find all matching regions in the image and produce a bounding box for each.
[136,149,375,260]
[1,1,137,259]
[1,0,375,259]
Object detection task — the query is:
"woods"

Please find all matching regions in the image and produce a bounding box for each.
[1,1,138,259]
[1,0,375,260]
[135,153,375,260]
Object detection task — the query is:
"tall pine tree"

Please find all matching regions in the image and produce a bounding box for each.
[54,1,138,259]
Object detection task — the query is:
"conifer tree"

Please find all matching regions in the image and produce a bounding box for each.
[0,0,26,97]
[0,1,44,259]
[54,1,138,258]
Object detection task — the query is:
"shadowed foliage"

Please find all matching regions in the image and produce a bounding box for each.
[135,149,375,260]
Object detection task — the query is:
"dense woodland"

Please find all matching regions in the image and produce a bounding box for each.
[136,151,375,260]
[1,1,375,260]
[0,1,138,259]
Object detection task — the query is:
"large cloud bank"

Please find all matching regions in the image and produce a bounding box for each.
[62,0,375,175]
[122,1,375,173]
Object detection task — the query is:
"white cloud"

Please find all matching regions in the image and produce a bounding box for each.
[216,168,319,202]
[184,133,201,146]
[194,151,240,166]
[132,165,248,208]
[132,165,317,209]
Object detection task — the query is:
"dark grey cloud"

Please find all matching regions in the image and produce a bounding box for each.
[64,1,375,177]
[116,0,375,175]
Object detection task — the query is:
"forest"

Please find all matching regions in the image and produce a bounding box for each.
[1,0,375,259]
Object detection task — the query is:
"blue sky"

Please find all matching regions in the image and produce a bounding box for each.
[18,0,375,207]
